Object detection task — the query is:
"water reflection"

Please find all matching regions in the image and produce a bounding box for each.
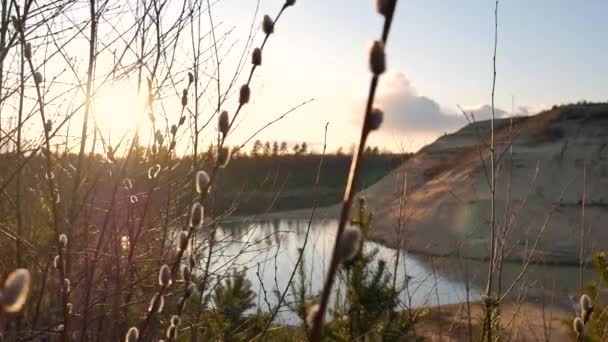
[209,218,482,325]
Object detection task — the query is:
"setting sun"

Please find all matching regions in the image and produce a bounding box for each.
[93,81,145,144]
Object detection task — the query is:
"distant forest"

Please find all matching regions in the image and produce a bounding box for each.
[0,140,409,218]
[193,140,408,215]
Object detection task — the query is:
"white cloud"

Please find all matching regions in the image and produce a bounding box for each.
[374,71,531,134]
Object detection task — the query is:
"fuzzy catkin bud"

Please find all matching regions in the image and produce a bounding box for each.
[186,283,196,297]
[171,315,181,327]
[44,119,52,133]
[219,111,230,137]
[148,293,164,313]
[125,327,139,342]
[285,0,296,6]
[376,0,396,17]
[367,108,384,131]
[24,43,32,59]
[11,16,22,32]
[337,226,362,262]
[369,40,386,75]
[129,195,138,204]
[148,164,161,179]
[182,266,191,282]
[181,89,188,107]
[159,264,172,287]
[59,234,68,248]
[53,255,61,269]
[123,178,133,190]
[217,147,231,168]
[63,278,71,293]
[573,317,584,335]
[171,124,177,136]
[262,15,274,35]
[239,84,250,105]
[306,304,320,329]
[155,130,164,145]
[178,231,188,252]
[195,170,210,194]
[252,47,262,66]
[0,269,31,313]
[34,71,43,85]
[580,294,593,322]
[188,72,194,84]
[189,202,204,228]
[166,325,177,339]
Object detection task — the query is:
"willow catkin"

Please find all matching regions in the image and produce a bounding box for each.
[24,42,32,59]
[148,293,164,313]
[189,202,204,228]
[166,325,177,339]
[125,327,139,342]
[0,269,31,313]
[580,294,593,323]
[337,226,362,262]
[170,315,181,327]
[217,147,231,168]
[34,71,43,85]
[59,234,68,248]
[196,170,210,194]
[573,317,584,336]
[147,164,161,179]
[367,108,384,130]
[239,84,251,105]
[252,47,262,66]
[262,15,274,35]
[369,40,386,75]
[159,264,172,287]
[53,255,61,269]
[123,178,133,190]
[178,231,189,252]
[219,111,230,137]
[186,283,196,297]
[306,304,320,329]
[181,89,188,106]
[376,0,396,17]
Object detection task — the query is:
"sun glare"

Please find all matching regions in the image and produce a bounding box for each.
[93,81,145,144]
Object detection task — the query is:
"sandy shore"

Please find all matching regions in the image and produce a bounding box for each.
[417,300,572,341]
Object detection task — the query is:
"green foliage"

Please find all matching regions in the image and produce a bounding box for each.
[288,198,423,341]
[571,251,608,341]
[194,268,305,341]
[214,269,256,327]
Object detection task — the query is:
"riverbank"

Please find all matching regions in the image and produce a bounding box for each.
[252,205,588,266]
[418,300,572,341]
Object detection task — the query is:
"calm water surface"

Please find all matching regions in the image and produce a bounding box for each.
[207,218,588,325]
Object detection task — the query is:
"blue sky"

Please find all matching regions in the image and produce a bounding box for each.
[155,1,608,152]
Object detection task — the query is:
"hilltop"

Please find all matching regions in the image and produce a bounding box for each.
[360,102,608,263]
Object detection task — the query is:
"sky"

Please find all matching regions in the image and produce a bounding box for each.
[6,1,605,155]
[207,0,608,153]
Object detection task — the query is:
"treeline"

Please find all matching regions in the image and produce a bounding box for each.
[192,142,409,215]
[201,139,393,159]
[0,145,409,218]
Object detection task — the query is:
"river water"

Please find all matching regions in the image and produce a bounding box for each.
[208,218,588,325]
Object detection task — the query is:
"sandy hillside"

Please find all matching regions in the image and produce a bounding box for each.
[359,103,608,263]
